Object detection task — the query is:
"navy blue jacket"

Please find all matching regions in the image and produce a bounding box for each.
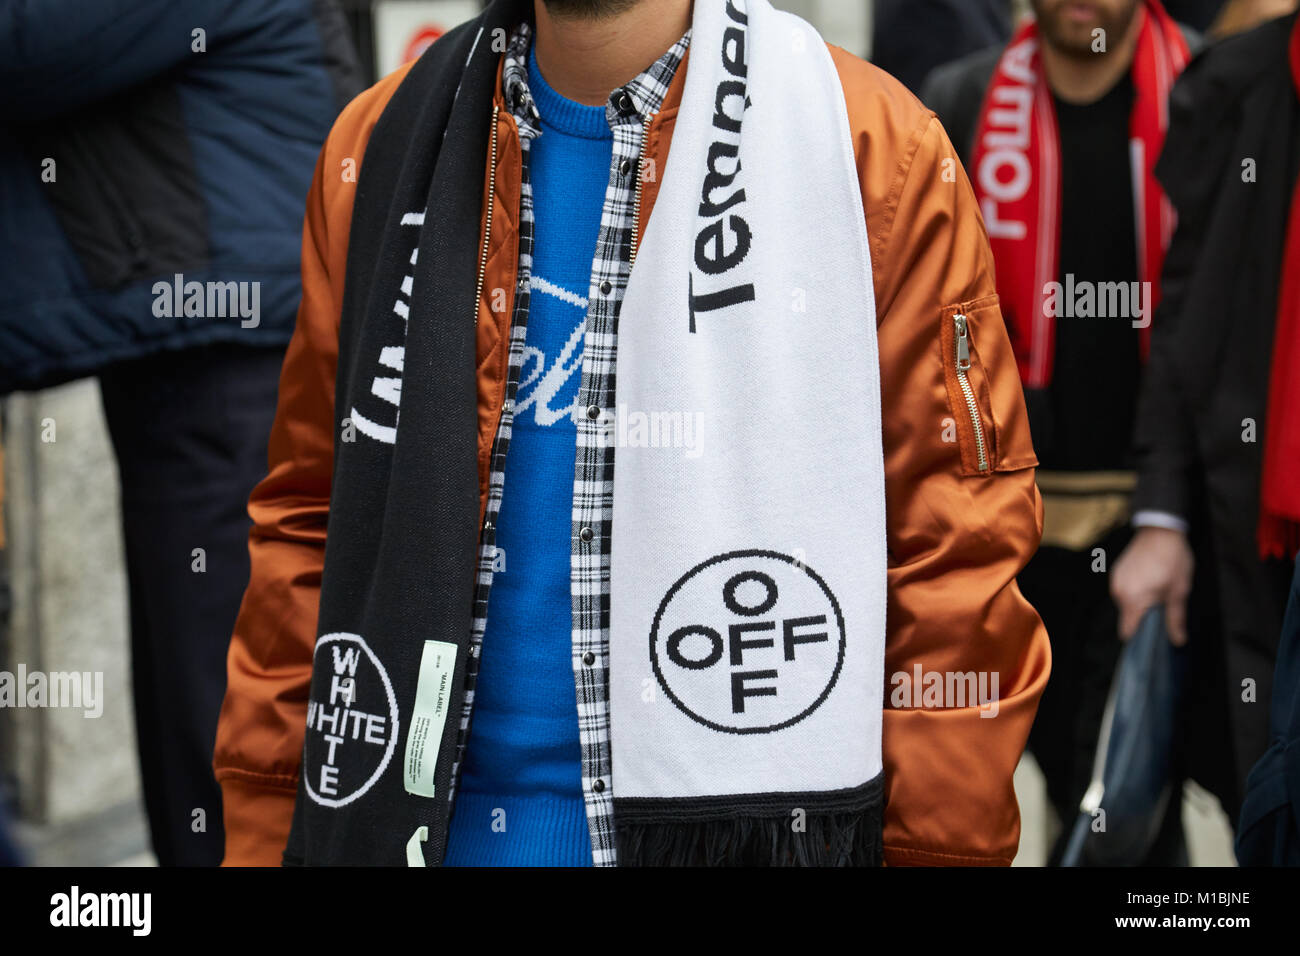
[0,0,362,392]
[1237,556,1300,865]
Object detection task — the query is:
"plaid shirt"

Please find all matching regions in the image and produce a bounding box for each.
[449,22,690,867]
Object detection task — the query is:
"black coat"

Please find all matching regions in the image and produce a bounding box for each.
[1131,13,1300,810]
[0,0,363,392]
[873,0,1011,94]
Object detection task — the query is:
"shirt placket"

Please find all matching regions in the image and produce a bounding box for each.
[570,72,680,867]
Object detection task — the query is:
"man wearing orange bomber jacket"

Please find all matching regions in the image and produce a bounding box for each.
[215,0,1050,867]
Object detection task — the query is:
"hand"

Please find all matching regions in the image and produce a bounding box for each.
[1110,526,1194,646]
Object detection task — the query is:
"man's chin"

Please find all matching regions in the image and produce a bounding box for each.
[541,0,642,20]
[1042,20,1104,57]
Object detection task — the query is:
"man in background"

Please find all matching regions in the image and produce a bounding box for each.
[0,0,361,865]
[873,0,1014,93]
[923,0,1195,863]
[1112,8,1300,845]
[1207,0,1298,35]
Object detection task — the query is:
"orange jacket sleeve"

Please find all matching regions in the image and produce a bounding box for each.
[211,68,411,864]
[832,48,1052,866]
[213,141,339,866]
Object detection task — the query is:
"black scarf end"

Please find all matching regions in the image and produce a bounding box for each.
[615,807,883,867]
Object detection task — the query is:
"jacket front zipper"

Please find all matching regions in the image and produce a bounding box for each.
[629,111,653,267]
[475,106,504,565]
[474,104,503,530]
[457,103,505,815]
[953,313,990,472]
[472,104,502,332]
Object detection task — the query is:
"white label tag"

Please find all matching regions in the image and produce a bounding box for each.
[403,640,458,798]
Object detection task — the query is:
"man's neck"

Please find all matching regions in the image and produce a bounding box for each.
[1040,11,1142,105]
[532,0,692,107]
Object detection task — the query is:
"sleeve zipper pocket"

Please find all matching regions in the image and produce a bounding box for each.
[953,313,990,473]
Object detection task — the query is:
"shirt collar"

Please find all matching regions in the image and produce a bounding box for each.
[503,23,541,136]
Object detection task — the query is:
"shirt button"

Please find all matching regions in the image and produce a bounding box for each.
[600,279,612,295]
[583,651,595,666]
[619,158,632,176]
[586,404,601,420]
[580,526,594,542]
[593,778,606,793]
[616,91,633,113]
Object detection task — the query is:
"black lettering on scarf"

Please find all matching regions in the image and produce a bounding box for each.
[688,0,755,332]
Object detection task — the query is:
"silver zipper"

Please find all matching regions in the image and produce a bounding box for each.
[472,104,501,329]
[475,105,504,545]
[457,105,505,818]
[953,313,989,472]
[629,111,652,267]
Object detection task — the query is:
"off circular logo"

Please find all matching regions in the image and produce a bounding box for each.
[303,633,400,808]
[649,550,846,734]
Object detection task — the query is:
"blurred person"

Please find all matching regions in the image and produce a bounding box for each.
[0,1,362,865]
[1209,0,1299,35]
[1236,538,1300,863]
[873,0,1014,93]
[214,0,1050,866]
[1111,8,1300,845]
[0,805,19,867]
[1163,0,1230,30]
[0,441,12,868]
[922,0,1195,863]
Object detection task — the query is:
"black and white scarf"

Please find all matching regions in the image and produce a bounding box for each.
[285,0,887,867]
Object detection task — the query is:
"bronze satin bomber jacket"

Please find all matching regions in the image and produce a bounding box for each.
[213,42,1052,866]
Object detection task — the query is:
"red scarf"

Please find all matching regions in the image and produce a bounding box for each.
[1258,15,1300,560]
[970,0,1189,388]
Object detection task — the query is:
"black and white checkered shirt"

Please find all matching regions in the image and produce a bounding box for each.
[448,22,690,867]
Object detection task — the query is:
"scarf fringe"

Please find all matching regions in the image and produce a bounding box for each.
[615,811,882,867]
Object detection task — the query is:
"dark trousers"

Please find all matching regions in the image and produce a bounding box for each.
[1019,525,1187,865]
[98,342,283,866]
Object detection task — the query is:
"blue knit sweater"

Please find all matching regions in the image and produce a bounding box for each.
[442,48,613,867]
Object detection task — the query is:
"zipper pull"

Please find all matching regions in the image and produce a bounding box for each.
[954,314,971,370]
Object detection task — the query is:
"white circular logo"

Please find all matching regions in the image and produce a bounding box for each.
[303,633,400,808]
[650,551,846,734]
